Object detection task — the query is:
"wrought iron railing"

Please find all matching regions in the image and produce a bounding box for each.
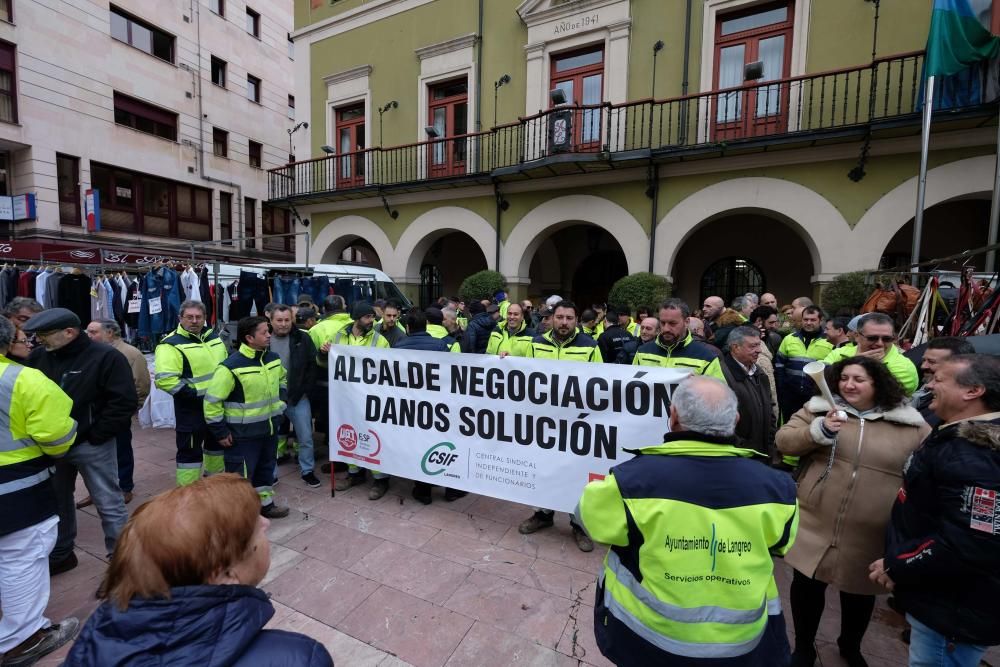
[269,51,946,201]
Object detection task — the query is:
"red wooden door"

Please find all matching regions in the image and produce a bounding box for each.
[550,45,604,151]
[335,104,365,188]
[427,79,468,177]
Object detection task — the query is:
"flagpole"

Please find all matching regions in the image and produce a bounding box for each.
[987,102,1000,273]
[912,75,935,284]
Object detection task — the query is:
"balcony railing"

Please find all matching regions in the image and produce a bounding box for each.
[270,51,961,201]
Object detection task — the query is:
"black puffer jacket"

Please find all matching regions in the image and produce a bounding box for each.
[462,312,497,354]
[884,417,1000,645]
[26,333,137,446]
[284,327,317,405]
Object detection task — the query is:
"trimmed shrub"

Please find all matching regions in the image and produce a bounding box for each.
[821,271,870,315]
[607,273,672,312]
[459,270,506,303]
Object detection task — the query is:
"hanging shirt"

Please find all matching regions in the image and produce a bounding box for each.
[35,270,51,308]
[181,267,201,303]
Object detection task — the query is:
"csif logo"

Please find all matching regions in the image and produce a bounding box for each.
[421,442,459,476]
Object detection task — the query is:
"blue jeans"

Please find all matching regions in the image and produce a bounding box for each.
[51,441,128,561]
[299,276,330,305]
[286,397,315,475]
[907,614,988,667]
[273,277,301,306]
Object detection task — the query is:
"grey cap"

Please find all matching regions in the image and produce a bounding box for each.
[22,308,81,333]
[847,314,863,332]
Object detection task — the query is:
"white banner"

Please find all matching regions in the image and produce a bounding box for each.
[328,346,690,513]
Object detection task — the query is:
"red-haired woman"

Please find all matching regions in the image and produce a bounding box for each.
[66,474,333,666]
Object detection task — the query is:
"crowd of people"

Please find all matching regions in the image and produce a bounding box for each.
[0,285,997,667]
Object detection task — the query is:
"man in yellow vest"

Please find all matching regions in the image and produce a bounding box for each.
[486,302,535,357]
[576,375,798,666]
[822,312,918,395]
[0,316,81,665]
[633,299,726,380]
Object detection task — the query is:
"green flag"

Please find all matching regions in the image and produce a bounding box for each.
[926,0,1000,77]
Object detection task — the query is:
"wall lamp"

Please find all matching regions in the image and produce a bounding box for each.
[424,126,439,139]
[549,87,568,106]
[320,145,336,154]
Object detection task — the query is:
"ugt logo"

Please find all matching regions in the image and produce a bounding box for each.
[421,442,459,476]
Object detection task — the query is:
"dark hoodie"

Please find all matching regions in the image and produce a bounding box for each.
[66,585,333,666]
[884,417,1000,645]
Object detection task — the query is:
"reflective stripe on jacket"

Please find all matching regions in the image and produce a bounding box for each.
[204,344,287,440]
[486,321,535,356]
[0,357,77,537]
[333,323,390,349]
[524,330,602,362]
[308,312,352,350]
[576,435,798,659]
[775,331,833,420]
[632,331,725,380]
[154,326,228,430]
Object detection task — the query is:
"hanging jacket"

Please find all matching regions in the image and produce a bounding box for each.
[462,312,497,354]
[485,320,535,356]
[204,344,287,441]
[25,334,137,446]
[883,416,1000,646]
[524,329,603,362]
[138,266,182,338]
[632,331,725,380]
[0,357,77,538]
[822,343,919,395]
[576,433,798,660]
[66,584,333,666]
[154,325,229,432]
[56,272,94,326]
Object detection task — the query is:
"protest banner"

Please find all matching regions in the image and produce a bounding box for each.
[328,346,690,513]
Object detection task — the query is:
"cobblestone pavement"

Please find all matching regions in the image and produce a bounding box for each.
[40,424,999,666]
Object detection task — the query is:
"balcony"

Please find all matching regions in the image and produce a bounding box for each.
[268,51,989,203]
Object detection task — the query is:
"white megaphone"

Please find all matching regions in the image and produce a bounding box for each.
[802,361,848,421]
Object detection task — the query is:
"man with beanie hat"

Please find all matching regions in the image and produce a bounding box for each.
[494,290,510,321]
[319,301,392,499]
[23,308,137,575]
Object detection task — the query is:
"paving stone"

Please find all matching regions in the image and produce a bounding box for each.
[283,518,384,568]
[446,621,578,667]
[420,530,535,581]
[264,556,379,627]
[349,540,471,605]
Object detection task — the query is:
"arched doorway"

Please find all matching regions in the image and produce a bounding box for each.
[527,224,628,306]
[414,231,488,307]
[879,197,990,272]
[673,214,814,307]
[329,238,381,268]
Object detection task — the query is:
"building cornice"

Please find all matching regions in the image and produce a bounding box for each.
[517,0,629,28]
[292,0,434,43]
[322,65,373,88]
[414,33,478,60]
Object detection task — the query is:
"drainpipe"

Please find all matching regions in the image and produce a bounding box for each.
[193,0,245,247]
[475,0,484,171]
[646,165,659,273]
[493,181,503,271]
[678,0,693,143]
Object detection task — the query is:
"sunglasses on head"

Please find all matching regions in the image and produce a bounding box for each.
[863,334,896,343]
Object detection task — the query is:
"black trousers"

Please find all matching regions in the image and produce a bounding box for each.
[789,569,875,654]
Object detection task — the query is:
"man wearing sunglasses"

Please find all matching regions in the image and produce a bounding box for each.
[823,312,918,394]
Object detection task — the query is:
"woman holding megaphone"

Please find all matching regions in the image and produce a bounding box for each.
[776,357,929,667]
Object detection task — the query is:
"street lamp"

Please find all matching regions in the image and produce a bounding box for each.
[493,74,510,128]
[651,40,664,99]
[287,121,308,163]
[378,100,398,146]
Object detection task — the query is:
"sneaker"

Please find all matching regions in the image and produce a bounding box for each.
[48,552,78,577]
[75,495,93,509]
[444,488,467,502]
[412,482,432,505]
[301,472,321,488]
[260,503,290,519]
[2,617,81,666]
[369,478,389,501]
[518,511,555,534]
[334,472,365,492]
[572,526,594,552]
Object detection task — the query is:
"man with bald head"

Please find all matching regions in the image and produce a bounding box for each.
[789,296,813,329]
[760,293,778,309]
[576,375,798,665]
[701,295,725,340]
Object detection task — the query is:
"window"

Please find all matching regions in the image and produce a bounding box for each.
[334,103,365,188]
[713,1,793,140]
[110,6,174,63]
[700,257,765,305]
[220,191,232,244]
[246,74,260,103]
[287,33,294,59]
[248,140,262,168]
[287,94,295,120]
[89,161,210,238]
[245,7,259,38]
[211,56,226,87]
[0,0,12,23]
[244,197,256,248]
[212,127,228,157]
[113,92,177,140]
[427,78,468,177]
[550,45,604,150]
[57,154,80,226]
[209,0,224,17]
[263,205,292,255]
[0,41,15,123]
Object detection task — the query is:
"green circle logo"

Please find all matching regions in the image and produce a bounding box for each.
[421,442,458,476]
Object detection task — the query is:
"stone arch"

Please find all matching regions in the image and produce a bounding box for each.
[851,155,995,270]
[309,214,395,271]
[501,195,648,280]
[654,177,853,280]
[395,206,495,280]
